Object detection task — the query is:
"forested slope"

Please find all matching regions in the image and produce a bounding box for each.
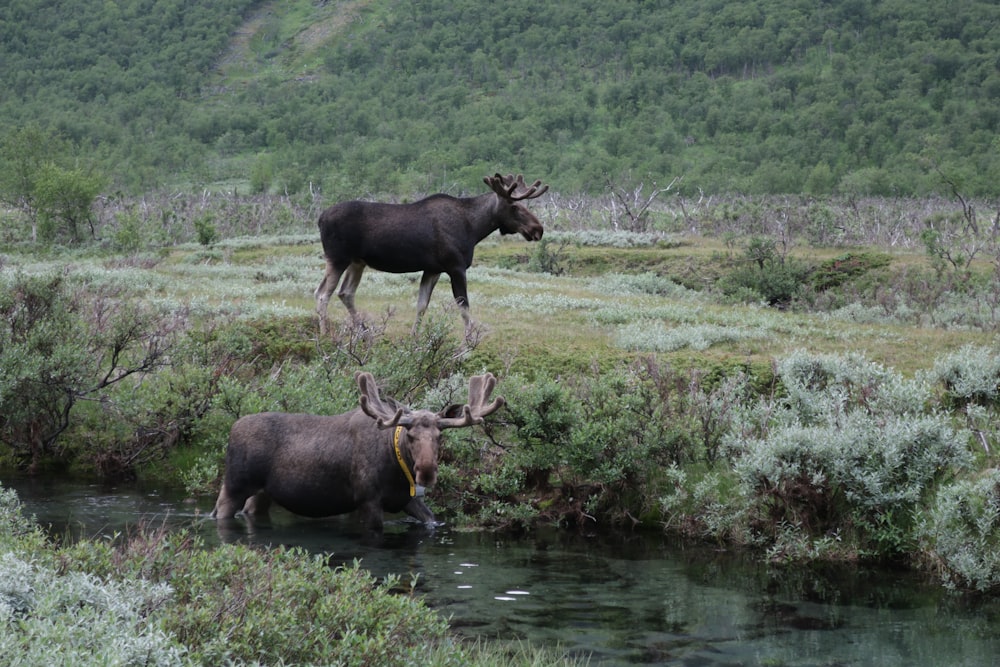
[2,0,999,196]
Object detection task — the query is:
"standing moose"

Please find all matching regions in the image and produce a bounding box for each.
[315,173,549,334]
[211,372,504,536]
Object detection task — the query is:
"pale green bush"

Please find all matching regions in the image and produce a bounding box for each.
[0,486,184,667]
[487,293,601,314]
[777,350,933,425]
[734,411,970,559]
[545,229,668,248]
[658,467,754,545]
[0,483,468,667]
[919,469,1000,592]
[0,552,183,666]
[590,272,702,298]
[614,320,765,352]
[929,344,1000,405]
[0,485,48,555]
[728,351,971,560]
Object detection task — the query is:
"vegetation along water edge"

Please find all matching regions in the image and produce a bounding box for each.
[4,0,1000,661]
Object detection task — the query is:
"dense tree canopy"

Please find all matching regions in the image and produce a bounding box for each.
[2,0,999,195]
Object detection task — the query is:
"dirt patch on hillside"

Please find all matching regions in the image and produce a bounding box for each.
[294,0,374,53]
[214,0,373,74]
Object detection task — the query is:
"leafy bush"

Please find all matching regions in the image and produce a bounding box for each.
[1,486,184,665]
[0,552,183,666]
[595,271,701,298]
[0,484,48,555]
[809,251,892,291]
[718,256,812,307]
[545,230,667,248]
[193,212,218,246]
[0,272,179,474]
[98,532,458,665]
[564,369,663,506]
[614,320,766,353]
[919,470,1000,592]
[348,313,474,404]
[777,350,933,424]
[526,236,568,274]
[0,273,85,468]
[503,374,580,492]
[728,352,972,561]
[929,345,1000,407]
[716,236,812,307]
[490,363,741,526]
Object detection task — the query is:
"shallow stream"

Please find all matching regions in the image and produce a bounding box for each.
[7,476,1000,666]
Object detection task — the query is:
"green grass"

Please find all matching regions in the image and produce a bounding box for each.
[5,232,992,379]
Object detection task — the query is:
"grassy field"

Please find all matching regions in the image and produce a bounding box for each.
[89,230,992,380]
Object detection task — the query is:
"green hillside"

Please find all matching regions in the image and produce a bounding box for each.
[3,0,1000,196]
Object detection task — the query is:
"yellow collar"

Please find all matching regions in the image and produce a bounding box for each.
[393,426,416,497]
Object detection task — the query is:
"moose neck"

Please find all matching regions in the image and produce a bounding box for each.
[466,192,509,242]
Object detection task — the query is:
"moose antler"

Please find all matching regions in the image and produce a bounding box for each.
[484,173,549,202]
[356,371,406,429]
[438,373,506,429]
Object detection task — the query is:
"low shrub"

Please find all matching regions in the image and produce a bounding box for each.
[734,412,970,560]
[727,351,972,561]
[716,237,812,307]
[0,272,175,474]
[919,469,1000,592]
[809,251,892,291]
[929,345,1000,407]
[0,552,183,666]
[777,350,933,424]
[480,362,746,527]
[502,374,579,493]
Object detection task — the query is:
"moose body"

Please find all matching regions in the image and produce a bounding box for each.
[315,174,548,333]
[211,372,503,535]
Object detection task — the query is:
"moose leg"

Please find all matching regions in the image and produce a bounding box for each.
[337,262,366,326]
[447,269,473,333]
[357,499,385,537]
[211,482,251,519]
[241,490,272,518]
[315,259,346,335]
[414,271,441,331]
[403,497,436,526]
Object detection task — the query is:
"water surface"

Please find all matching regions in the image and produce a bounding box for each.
[6,476,1000,666]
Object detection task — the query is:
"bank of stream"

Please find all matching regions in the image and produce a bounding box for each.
[7,475,1000,666]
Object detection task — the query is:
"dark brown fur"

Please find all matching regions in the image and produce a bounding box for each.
[315,174,548,333]
[211,372,503,535]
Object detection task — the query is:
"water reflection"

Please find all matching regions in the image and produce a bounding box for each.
[6,476,1000,666]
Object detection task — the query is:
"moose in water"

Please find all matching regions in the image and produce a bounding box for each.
[315,173,549,334]
[211,371,504,536]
